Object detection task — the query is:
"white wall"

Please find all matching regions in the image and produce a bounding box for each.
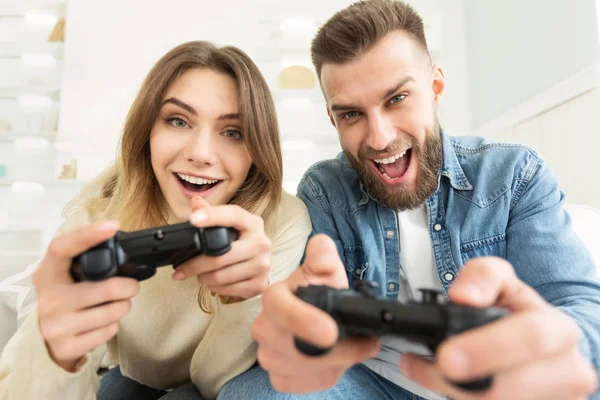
[58,0,450,190]
[463,0,600,208]
[464,0,600,130]
[489,86,600,209]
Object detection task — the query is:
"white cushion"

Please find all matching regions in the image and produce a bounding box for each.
[564,204,600,280]
[0,262,38,354]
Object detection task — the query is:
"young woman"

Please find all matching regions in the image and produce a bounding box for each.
[0,41,311,400]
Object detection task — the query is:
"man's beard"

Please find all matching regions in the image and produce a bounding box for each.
[345,123,442,211]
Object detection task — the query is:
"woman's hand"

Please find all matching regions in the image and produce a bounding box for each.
[172,197,271,301]
[32,221,140,372]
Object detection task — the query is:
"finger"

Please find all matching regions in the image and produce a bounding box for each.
[190,204,263,236]
[40,220,120,277]
[49,322,120,365]
[191,196,211,211]
[286,234,348,291]
[75,278,140,310]
[253,314,380,375]
[38,278,140,316]
[40,300,131,341]
[400,354,469,399]
[196,258,267,287]
[174,235,270,278]
[437,308,580,382]
[208,275,269,298]
[262,281,339,349]
[448,256,547,311]
[403,350,599,400]
[492,350,599,400]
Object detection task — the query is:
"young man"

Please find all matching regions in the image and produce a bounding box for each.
[220,1,600,399]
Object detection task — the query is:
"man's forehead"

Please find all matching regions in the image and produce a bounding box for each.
[320,31,426,102]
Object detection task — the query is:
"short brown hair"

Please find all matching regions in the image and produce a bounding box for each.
[311,0,429,80]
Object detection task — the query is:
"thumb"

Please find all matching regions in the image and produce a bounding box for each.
[295,234,348,290]
[191,196,211,212]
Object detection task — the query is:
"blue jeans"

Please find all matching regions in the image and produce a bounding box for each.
[218,364,425,400]
[97,366,204,400]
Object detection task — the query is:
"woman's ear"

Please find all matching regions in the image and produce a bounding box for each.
[431,64,445,104]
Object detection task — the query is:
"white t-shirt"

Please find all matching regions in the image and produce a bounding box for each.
[362,205,447,400]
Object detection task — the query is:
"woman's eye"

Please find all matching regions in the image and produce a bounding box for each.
[342,111,360,120]
[166,117,189,128]
[223,129,243,140]
[390,94,406,104]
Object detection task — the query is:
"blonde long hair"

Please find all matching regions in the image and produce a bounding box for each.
[65,41,283,311]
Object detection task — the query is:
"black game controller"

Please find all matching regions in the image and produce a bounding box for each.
[70,221,237,282]
[294,281,508,392]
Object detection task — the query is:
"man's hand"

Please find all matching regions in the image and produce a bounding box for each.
[400,257,599,400]
[251,234,381,393]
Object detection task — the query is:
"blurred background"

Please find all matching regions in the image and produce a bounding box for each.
[0,0,599,271]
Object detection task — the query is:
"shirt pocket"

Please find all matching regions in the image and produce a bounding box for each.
[343,244,369,280]
[460,233,507,264]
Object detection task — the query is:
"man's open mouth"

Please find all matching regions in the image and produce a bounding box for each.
[174,173,221,193]
[372,148,412,180]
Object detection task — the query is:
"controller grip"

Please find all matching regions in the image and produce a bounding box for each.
[450,376,493,392]
[294,337,333,357]
[202,227,237,257]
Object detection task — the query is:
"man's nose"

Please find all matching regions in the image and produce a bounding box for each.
[366,112,395,151]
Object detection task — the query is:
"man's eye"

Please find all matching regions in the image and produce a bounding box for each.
[342,111,360,120]
[166,117,189,128]
[390,94,406,104]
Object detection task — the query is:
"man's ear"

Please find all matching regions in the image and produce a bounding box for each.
[431,64,445,104]
[327,106,337,128]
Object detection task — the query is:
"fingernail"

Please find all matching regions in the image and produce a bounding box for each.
[400,356,412,377]
[172,270,184,280]
[190,211,207,225]
[445,348,470,375]
[98,220,120,231]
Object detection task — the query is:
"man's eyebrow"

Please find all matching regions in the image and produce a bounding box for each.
[162,97,197,115]
[380,76,415,101]
[330,77,415,112]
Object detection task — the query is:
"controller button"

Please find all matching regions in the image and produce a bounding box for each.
[385,230,395,238]
[155,230,165,240]
[444,272,454,282]
[434,223,443,231]
[382,310,393,322]
[419,289,441,304]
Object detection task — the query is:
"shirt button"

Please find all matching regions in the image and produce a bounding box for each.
[385,230,395,238]
[388,283,396,291]
[444,272,454,282]
[434,224,442,231]
[365,262,369,267]
[355,268,362,274]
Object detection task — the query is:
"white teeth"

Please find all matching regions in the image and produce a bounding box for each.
[177,173,219,185]
[373,150,408,164]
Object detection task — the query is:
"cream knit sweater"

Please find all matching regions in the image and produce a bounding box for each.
[0,192,311,400]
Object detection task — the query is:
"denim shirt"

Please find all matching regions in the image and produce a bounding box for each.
[297,132,600,377]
